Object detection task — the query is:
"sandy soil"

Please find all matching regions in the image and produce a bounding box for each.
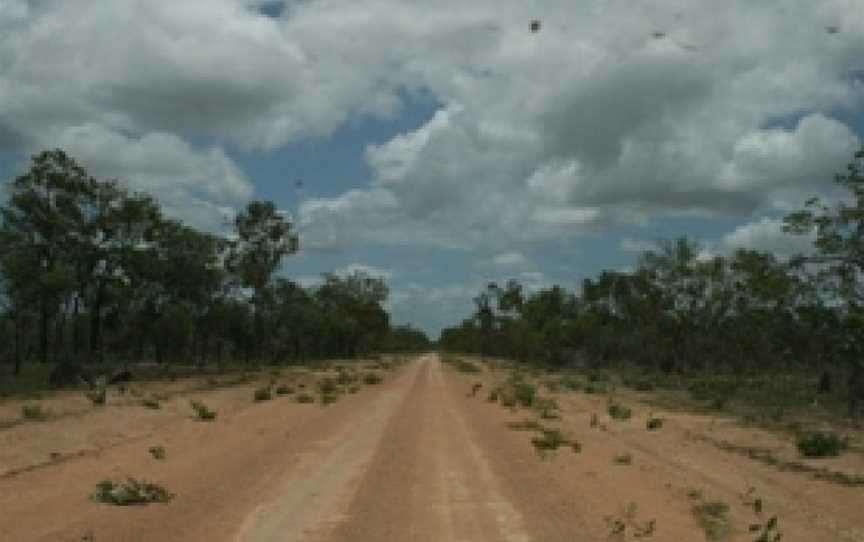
[0,355,862,541]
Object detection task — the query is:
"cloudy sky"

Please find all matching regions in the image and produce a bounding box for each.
[1,0,863,336]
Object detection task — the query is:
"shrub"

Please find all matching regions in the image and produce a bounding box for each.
[347,386,360,394]
[531,429,568,451]
[320,393,339,405]
[500,394,517,408]
[317,378,338,394]
[646,416,664,430]
[362,372,383,385]
[141,398,161,409]
[295,393,315,403]
[613,453,633,465]
[512,382,537,408]
[691,501,730,540]
[21,404,47,420]
[90,478,173,505]
[253,386,272,402]
[148,446,166,460]
[336,371,355,385]
[190,400,217,421]
[584,383,610,394]
[487,388,500,402]
[275,385,293,395]
[86,387,107,406]
[607,402,632,421]
[588,372,608,383]
[544,379,561,393]
[536,398,560,420]
[559,376,582,391]
[688,377,738,406]
[796,431,849,458]
[590,413,599,428]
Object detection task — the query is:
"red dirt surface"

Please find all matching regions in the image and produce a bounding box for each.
[0,355,862,541]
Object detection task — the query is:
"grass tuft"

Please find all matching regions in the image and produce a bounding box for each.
[21,403,48,420]
[691,500,730,540]
[607,401,632,421]
[363,372,383,385]
[148,445,166,460]
[646,416,664,430]
[190,400,217,421]
[253,386,272,402]
[141,398,161,409]
[796,431,848,458]
[90,478,173,505]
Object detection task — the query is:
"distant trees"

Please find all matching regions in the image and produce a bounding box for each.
[0,149,428,383]
[440,146,864,389]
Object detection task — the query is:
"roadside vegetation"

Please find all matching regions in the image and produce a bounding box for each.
[440,146,864,435]
[0,150,430,398]
[90,478,173,505]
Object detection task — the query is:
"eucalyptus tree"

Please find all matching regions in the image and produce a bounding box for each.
[784,145,864,416]
[0,149,93,366]
[226,200,298,361]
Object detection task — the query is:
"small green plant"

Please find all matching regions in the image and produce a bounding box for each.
[531,429,568,451]
[512,381,537,407]
[190,400,217,421]
[605,502,656,541]
[535,397,560,420]
[613,453,633,465]
[691,500,730,540]
[295,393,315,403]
[608,402,632,421]
[362,372,383,385]
[86,387,107,406]
[796,431,848,458]
[317,378,338,394]
[335,372,354,386]
[90,478,174,505]
[275,384,293,395]
[590,412,599,428]
[646,416,664,430]
[487,388,500,402]
[141,398,161,409]
[148,445,166,460]
[320,393,339,405]
[253,386,273,402]
[743,488,783,542]
[21,404,47,420]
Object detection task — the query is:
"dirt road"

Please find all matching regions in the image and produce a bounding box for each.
[0,354,862,541]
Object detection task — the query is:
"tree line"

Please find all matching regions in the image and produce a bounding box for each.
[439,146,864,410]
[0,149,429,385]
